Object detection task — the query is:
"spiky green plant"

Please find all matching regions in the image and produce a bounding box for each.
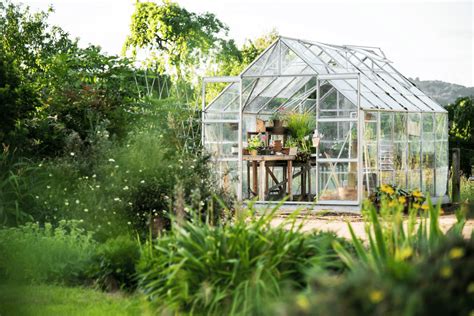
[137,202,349,315]
[333,197,466,274]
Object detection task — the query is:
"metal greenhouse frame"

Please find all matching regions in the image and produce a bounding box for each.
[201,36,449,208]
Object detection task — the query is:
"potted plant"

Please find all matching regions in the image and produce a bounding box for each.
[286,111,315,160]
[270,109,285,128]
[285,137,299,155]
[247,134,264,156]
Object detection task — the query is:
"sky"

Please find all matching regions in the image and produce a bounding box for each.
[15,0,474,87]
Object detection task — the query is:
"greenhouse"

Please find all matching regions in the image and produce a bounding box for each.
[201,36,449,207]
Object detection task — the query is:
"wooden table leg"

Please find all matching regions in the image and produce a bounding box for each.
[307,162,312,202]
[252,161,258,196]
[287,160,293,201]
[259,161,266,201]
[283,165,287,195]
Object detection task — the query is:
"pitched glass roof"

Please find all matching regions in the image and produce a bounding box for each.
[206,36,446,114]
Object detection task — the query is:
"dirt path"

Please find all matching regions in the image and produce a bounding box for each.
[271,214,474,240]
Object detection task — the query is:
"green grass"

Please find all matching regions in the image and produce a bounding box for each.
[0,284,149,316]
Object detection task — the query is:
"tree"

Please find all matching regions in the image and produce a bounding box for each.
[123,0,229,82]
[447,96,474,176]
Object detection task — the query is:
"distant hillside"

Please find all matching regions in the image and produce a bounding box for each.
[409,78,474,107]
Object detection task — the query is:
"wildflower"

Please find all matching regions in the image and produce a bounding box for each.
[107,222,111,225]
[114,197,120,201]
[440,266,452,278]
[75,199,80,204]
[412,190,423,198]
[123,186,129,191]
[84,208,89,213]
[388,201,396,207]
[369,290,384,303]
[127,221,132,225]
[65,201,69,206]
[92,174,96,178]
[398,196,406,204]
[35,196,39,199]
[421,204,429,211]
[115,165,119,168]
[296,294,310,311]
[413,203,420,209]
[140,180,145,184]
[449,247,465,260]
[70,152,75,156]
[108,158,115,162]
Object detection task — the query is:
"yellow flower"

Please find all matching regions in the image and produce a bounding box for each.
[449,247,465,260]
[467,282,474,293]
[386,188,395,195]
[421,204,429,211]
[412,190,423,198]
[388,201,396,207]
[398,196,406,204]
[413,203,420,209]
[440,266,452,278]
[369,290,384,303]
[396,246,413,260]
[296,294,310,311]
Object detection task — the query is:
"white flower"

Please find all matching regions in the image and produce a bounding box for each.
[123,186,129,191]
[108,158,115,162]
[92,174,96,178]
[115,165,119,168]
[84,208,89,213]
[107,222,111,225]
[140,180,145,184]
[114,197,120,201]
[35,196,39,199]
[65,201,69,206]
[75,199,80,204]
[46,185,51,189]
[127,221,131,225]
[70,152,75,156]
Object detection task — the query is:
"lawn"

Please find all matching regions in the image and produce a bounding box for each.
[0,284,149,316]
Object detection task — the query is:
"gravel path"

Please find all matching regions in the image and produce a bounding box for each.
[271,214,474,240]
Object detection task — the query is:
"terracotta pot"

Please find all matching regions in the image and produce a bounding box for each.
[250,149,258,156]
[273,119,283,128]
[274,140,282,152]
[256,119,266,133]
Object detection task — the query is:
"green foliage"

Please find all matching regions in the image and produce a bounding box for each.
[333,198,466,275]
[88,235,140,292]
[124,0,228,81]
[0,220,97,284]
[137,205,348,315]
[0,284,147,316]
[277,235,474,316]
[0,2,139,157]
[447,96,474,176]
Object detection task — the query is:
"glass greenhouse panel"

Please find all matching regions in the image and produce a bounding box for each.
[422,113,435,195]
[408,113,421,189]
[393,113,407,188]
[363,112,378,195]
[242,41,280,77]
[319,121,358,159]
[206,82,240,113]
[318,162,358,201]
[435,113,448,196]
[379,112,395,186]
[213,161,238,197]
[203,122,239,159]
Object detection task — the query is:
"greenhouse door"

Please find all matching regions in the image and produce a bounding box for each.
[316,75,361,205]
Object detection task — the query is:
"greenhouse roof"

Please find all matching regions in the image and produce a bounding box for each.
[206,36,446,114]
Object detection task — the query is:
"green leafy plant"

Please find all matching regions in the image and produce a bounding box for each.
[332,197,466,275]
[247,134,264,151]
[137,203,349,315]
[0,220,97,284]
[88,235,140,292]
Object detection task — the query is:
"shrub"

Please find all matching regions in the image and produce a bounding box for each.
[88,235,140,292]
[0,220,97,284]
[137,205,349,315]
[274,235,474,316]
